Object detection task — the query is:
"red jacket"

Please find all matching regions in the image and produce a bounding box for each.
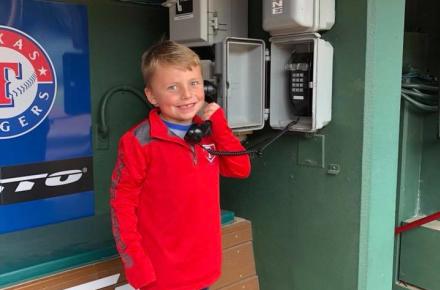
[110,108,250,290]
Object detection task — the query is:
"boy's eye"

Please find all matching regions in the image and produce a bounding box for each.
[191,80,200,86]
[167,85,177,91]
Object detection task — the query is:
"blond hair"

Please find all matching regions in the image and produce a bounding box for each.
[141,40,201,87]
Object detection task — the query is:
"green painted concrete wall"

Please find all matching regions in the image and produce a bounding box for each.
[399,223,440,290]
[222,2,362,289]
[88,1,166,214]
[396,104,424,222]
[358,0,405,288]
[420,114,440,213]
[401,0,440,219]
[402,0,440,218]
[222,1,404,290]
[394,1,440,288]
[414,0,440,216]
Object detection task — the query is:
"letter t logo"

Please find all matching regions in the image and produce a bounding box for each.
[0,62,22,107]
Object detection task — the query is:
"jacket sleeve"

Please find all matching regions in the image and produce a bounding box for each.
[209,108,251,178]
[110,132,156,289]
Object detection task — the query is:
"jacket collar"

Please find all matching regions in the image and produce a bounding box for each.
[148,108,203,146]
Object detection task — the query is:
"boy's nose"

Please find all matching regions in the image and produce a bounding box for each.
[181,86,192,99]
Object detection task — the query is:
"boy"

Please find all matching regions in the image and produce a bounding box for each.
[110,40,251,290]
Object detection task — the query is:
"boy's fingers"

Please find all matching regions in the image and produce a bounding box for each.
[202,103,220,120]
[206,103,220,113]
[205,103,220,110]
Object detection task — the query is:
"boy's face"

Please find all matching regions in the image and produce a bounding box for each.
[145,63,205,124]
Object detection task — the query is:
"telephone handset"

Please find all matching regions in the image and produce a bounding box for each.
[286,52,313,117]
[184,80,300,156]
[184,120,212,144]
[184,80,217,144]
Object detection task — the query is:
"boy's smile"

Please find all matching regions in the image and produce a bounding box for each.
[145,63,205,124]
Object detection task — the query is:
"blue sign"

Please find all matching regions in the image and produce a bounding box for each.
[0,0,93,233]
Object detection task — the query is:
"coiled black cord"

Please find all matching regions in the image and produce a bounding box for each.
[199,118,300,157]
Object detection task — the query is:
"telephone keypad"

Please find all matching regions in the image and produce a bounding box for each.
[290,71,307,95]
[286,52,313,116]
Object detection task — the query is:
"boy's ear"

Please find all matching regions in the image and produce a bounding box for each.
[144,87,158,106]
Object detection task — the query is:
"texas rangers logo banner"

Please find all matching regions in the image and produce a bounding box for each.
[0,26,56,139]
[0,1,93,234]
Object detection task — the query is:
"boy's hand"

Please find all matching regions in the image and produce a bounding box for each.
[201,102,220,121]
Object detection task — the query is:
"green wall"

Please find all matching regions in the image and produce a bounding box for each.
[394,1,440,288]
[420,114,440,213]
[88,1,166,214]
[414,0,440,216]
[222,1,404,290]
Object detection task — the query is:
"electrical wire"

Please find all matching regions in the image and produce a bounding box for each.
[401,92,438,112]
[401,74,439,113]
[199,118,300,157]
[98,85,152,138]
[402,71,438,83]
[401,83,439,92]
[401,88,438,104]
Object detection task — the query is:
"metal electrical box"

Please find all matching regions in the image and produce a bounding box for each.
[268,34,333,131]
[217,34,333,133]
[169,0,248,47]
[263,0,335,35]
[218,38,266,132]
[262,0,334,131]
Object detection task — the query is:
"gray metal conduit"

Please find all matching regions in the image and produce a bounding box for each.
[401,83,439,92]
[98,85,152,138]
[401,88,438,103]
[401,92,438,112]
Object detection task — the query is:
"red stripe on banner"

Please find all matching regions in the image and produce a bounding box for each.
[395,211,440,235]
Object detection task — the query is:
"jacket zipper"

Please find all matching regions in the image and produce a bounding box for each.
[190,145,197,165]
[152,136,198,165]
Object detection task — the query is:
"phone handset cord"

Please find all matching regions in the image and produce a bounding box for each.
[199,118,300,157]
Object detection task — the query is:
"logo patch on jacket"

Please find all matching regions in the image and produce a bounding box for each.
[202,144,216,163]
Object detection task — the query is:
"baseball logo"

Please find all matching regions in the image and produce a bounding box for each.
[0,25,56,139]
[202,143,216,163]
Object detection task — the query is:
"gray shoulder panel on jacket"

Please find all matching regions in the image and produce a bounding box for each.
[133,120,151,145]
